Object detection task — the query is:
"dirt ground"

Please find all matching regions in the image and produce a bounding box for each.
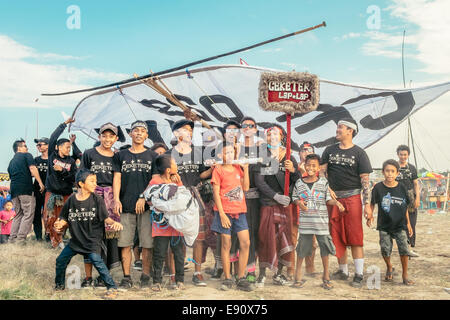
[0,210,449,300]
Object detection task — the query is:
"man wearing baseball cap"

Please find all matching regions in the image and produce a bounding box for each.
[320,118,372,288]
[79,122,121,288]
[33,137,49,241]
[113,120,158,289]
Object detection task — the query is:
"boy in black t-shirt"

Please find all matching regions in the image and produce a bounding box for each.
[54,169,123,298]
[366,160,414,286]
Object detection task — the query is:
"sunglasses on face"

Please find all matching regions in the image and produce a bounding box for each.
[241,124,256,129]
[301,147,314,153]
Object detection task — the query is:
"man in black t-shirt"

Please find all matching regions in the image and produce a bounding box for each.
[168,119,208,286]
[320,118,372,288]
[113,120,157,289]
[396,145,420,256]
[7,139,45,243]
[367,160,414,286]
[33,137,49,241]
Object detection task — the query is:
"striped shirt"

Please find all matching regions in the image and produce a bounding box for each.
[292,177,332,235]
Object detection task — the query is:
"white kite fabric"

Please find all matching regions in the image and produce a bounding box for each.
[70,64,450,155]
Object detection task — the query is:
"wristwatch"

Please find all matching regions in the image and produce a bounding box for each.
[139,193,145,199]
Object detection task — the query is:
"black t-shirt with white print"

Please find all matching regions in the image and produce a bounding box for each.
[33,156,48,191]
[396,163,418,191]
[321,143,372,191]
[81,148,114,187]
[59,193,109,254]
[167,147,206,187]
[112,148,157,214]
[371,182,410,233]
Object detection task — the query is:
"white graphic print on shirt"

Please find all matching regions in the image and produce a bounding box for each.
[68,207,96,222]
[328,153,356,167]
[91,161,112,174]
[121,159,152,173]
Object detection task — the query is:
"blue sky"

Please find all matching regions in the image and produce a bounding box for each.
[0,0,449,173]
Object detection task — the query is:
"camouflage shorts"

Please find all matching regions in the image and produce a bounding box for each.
[379,230,409,257]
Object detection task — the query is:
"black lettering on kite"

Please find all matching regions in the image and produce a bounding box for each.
[199,94,244,122]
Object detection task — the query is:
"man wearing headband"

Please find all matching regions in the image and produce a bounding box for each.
[254,124,300,287]
[79,122,121,288]
[167,119,209,287]
[42,117,77,249]
[320,118,372,288]
[113,120,158,289]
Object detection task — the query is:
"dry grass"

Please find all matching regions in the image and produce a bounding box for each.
[0,211,449,300]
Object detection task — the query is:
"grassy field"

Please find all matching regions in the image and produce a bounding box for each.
[0,210,449,300]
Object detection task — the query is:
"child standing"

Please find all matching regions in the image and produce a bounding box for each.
[366,159,414,285]
[53,169,123,299]
[148,154,185,291]
[0,201,16,244]
[211,143,253,291]
[292,154,345,290]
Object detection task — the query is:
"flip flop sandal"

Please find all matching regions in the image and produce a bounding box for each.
[403,279,415,286]
[291,279,307,288]
[384,268,395,282]
[321,279,333,290]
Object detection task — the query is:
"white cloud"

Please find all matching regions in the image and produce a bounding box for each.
[361,0,450,75]
[0,35,128,109]
[261,47,282,53]
[334,32,361,41]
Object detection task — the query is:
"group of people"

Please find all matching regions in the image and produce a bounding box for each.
[5,114,421,298]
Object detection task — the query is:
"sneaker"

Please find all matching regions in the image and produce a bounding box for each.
[332,270,349,281]
[255,275,266,288]
[119,277,133,289]
[140,274,151,288]
[81,277,93,289]
[408,250,419,257]
[184,262,190,271]
[169,275,177,290]
[246,273,256,284]
[210,268,223,281]
[94,277,106,288]
[350,274,364,288]
[237,277,254,292]
[192,273,207,287]
[273,274,292,286]
[54,284,65,291]
[133,260,143,271]
[58,242,65,250]
[103,288,118,300]
[220,278,234,291]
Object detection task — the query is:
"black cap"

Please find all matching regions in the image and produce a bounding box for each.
[34,137,50,144]
[171,119,194,132]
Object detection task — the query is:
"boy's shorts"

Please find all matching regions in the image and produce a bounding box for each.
[118,211,153,249]
[296,234,336,258]
[379,230,409,257]
[211,211,248,235]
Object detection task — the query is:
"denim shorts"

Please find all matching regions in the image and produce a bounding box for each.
[211,211,248,235]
